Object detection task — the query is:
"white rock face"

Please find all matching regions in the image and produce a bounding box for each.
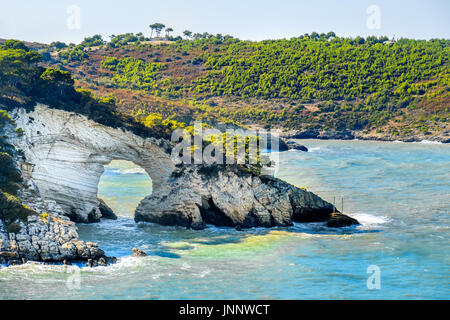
[7,104,174,222]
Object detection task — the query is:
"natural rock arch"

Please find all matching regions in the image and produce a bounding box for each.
[7,104,358,229]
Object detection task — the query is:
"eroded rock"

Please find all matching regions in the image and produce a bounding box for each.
[7,104,173,223]
[0,212,108,265]
[285,140,308,152]
[135,165,358,229]
[327,213,360,228]
[98,199,117,220]
[4,104,359,235]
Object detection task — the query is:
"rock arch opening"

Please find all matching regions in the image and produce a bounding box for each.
[97,160,153,219]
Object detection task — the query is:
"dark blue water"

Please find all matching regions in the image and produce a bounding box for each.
[1,140,449,299]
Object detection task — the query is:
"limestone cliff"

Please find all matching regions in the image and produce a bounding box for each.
[7,104,173,223]
[4,104,358,231]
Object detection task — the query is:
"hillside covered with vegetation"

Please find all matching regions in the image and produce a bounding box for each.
[39,30,450,141]
[0,39,178,139]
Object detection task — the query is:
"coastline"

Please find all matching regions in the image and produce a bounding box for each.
[277,128,450,144]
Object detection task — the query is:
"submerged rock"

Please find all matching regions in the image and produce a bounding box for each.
[327,213,360,228]
[132,248,147,257]
[98,257,107,266]
[263,135,308,152]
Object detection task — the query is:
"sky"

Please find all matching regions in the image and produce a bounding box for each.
[0,0,449,44]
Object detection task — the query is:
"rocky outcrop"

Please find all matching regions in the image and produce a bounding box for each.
[281,129,355,140]
[132,248,147,257]
[0,179,113,266]
[260,135,308,152]
[98,199,117,220]
[327,213,360,228]
[0,214,107,265]
[135,165,358,229]
[280,128,450,143]
[285,140,308,152]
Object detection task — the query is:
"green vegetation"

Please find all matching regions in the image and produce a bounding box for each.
[101,57,167,90]
[109,33,145,47]
[174,36,449,132]
[0,152,22,195]
[0,107,35,233]
[49,41,68,50]
[198,37,448,101]
[2,39,31,51]
[4,31,444,138]
[149,23,166,39]
[59,32,447,136]
[0,191,35,233]
[2,31,450,144]
[0,41,173,139]
[59,46,87,62]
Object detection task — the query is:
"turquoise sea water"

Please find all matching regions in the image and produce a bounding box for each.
[1,140,449,299]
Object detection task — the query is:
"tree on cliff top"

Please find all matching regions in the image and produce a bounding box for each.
[149,23,166,39]
[183,30,193,39]
[165,27,174,39]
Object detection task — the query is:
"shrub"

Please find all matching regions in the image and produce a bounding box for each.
[0,191,36,233]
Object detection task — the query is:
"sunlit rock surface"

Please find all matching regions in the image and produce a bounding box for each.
[8,104,173,223]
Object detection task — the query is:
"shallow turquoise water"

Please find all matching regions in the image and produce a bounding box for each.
[97,160,153,217]
[1,140,449,299]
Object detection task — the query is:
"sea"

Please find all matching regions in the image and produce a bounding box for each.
[1,140,449,299]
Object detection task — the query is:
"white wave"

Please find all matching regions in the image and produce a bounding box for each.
[121,168,147,175]
[180,262,192,270]
[78,256,152,275]
[308,147,321,152]
[352,213,390,227]
[196,269,212,278]
[414,140,443,145]
[0,261,73,274]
